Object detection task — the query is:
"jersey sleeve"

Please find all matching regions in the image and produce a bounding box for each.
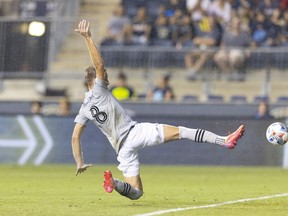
[74,113,89,126]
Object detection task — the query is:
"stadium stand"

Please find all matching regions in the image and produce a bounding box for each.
[0,0,288,104]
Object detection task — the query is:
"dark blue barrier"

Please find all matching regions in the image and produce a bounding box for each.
[0,114,283,166]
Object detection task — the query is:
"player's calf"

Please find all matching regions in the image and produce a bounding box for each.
[103,170,143,200]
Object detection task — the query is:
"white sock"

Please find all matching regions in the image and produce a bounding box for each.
[113,178,143,200]
[179,126,226,145]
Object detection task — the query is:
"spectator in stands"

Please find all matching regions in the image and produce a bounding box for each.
[270,8,283,27]
[257,0,279,18]
[30,101,43,114]
[146,74,175,102]
[250,11,270,47]
[280,0,288,11]
[255,100,272,119]
[229,0,249,11]
[186,0,211,22]
[110,72,136,101]
[100,4,130,46]
[164,0,186,17]
[168,15,180,45]
[175,14,195,49]
[19,0,56,17]
[185,15,222,80]
[155,4,166,19]
[58,97,71,116]
[214,16,252,80]
[208,0,232,24]
[280,10,288,46]
[126,7,151,46]
[265,8,285,47]
[235,5,251,32]
[0,0,18,17]
[151,14,172,46]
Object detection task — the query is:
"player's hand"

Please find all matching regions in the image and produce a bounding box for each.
[74,19,91,38]
[75,163,92,176]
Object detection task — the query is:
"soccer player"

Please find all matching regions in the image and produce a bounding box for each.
[72,19,245,200]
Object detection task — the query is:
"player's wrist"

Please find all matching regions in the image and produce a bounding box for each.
[84,32,92,39]
[76,160,84,168]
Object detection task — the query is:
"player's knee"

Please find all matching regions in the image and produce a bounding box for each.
[129,189,143,200]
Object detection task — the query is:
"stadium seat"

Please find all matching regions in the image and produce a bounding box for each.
[230,95,247,104]
[146,0,163,18]
[182,95,198,102]
[276,96,288,103]
[137,93,147,100]
[253,96,269,103]
[207,95,224,103]
[151,39,173,47]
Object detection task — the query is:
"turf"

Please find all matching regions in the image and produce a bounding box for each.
[1,165,288,216]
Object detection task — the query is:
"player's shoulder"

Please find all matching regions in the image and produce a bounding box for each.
[94,78,109,90]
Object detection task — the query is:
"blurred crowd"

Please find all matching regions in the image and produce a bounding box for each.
[100,0,288,81]
[0,0,57,17]
[101,0,288,48]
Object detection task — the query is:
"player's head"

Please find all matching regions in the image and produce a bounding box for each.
[85,65,96,86]
[84,65,109,87]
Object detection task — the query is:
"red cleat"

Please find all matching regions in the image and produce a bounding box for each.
[103,170,114,193]
[223,125,245,149]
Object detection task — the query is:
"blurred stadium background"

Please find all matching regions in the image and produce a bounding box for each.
[0,0,288,167]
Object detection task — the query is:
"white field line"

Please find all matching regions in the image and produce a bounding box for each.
[134,193,288,216]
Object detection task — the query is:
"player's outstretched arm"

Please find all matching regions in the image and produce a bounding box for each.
[71,123,92,176]
[75,19,105,81]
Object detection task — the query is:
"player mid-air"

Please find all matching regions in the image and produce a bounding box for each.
[72,19,245,200]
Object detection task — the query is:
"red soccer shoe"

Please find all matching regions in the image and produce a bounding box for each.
[103,170,114,193]
[223,125,245,149]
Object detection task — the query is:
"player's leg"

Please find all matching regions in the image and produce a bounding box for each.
[163,124,225,144]
[103,135,143,200]
[103,170,143,200]
[124,174,143,191]
[162,124,245,149]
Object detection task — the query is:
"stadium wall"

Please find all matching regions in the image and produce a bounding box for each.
[0,110,285,167]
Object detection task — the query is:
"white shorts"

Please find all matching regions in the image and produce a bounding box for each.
[117,123,164,177]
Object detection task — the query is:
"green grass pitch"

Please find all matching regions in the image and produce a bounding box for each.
[1,165,288,216]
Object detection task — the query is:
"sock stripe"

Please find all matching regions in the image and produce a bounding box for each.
[200,129,205,142]
[121,183,132,196]
[195,129,200,142]
[196,129,205,142]
[123,183,127,194]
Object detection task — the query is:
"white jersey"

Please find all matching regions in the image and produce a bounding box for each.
[74,78,137,153]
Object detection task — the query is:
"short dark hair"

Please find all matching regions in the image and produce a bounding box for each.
[117,72,127,81]
[84,65,96,84]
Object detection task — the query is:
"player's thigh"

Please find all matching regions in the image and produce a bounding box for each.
[163,124,179,142]
[124,175,143,192]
